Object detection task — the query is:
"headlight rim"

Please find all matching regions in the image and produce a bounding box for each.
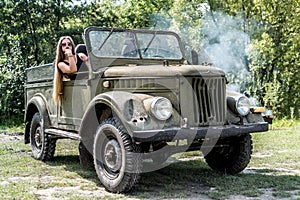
[236,96,250,116]
[150,97,173,121]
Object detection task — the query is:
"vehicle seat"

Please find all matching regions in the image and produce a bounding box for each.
[75,44,88,72]
[121,39,138,57]
[75,44,87,55]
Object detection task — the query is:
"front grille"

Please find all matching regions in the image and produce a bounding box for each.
[111,78,178,91]
[191,77,226,126]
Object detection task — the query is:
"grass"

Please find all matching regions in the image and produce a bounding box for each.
[0,124,24,133]
[250,120,300,170]
[0,120,299,199]
[0,116,24,133]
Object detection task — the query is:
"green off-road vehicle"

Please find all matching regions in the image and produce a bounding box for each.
[24,26,269,193]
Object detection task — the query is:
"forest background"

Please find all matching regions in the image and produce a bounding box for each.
[0,0,299,124]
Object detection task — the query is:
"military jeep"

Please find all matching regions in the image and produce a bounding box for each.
[24,26,268,193]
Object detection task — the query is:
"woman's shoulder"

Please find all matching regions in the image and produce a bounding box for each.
[58,60,69,66]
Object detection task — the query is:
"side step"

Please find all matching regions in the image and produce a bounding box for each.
[45,128,81,140]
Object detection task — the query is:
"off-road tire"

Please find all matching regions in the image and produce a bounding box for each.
[79,141,94,168]
[93,118,142,193]
[29,112,56,161]
[204,133,252,174]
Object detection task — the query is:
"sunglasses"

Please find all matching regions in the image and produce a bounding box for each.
[61,42,72,47]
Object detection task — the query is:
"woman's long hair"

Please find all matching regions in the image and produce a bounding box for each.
[53,36,75,104]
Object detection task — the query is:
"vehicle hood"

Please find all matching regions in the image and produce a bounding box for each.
[103,64,225,78]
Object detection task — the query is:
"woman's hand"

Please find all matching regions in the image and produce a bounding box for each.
[65,49,73,57]
[78,53,88,62]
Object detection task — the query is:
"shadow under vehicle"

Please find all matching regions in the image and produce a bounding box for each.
[24,27,268,193]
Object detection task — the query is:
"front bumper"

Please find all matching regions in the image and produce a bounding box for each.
[132,122,269,142]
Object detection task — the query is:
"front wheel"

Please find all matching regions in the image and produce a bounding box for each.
[204,133,252,174]
[29,112,56,161]
[93,118,142,193]
[79,141,94,168]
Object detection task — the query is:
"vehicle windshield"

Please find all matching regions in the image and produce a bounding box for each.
[88,29,183,60]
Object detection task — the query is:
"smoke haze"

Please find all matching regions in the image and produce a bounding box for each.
[158,10,253,92]
[199,11,250,92]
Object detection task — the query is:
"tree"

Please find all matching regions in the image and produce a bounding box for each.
[170,0,205,51]
[0,0,83,121]
[169,0,300,118]
[0,0,299,121]
[246,0,300,118]
[80,0,173,29]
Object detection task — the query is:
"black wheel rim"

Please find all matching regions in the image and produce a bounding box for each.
[104,139,122,173]
[34,126,42,149]
[95,128,124,180]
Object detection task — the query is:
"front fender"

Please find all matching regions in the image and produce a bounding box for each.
[226,90,266,124]
[78,91,151,153]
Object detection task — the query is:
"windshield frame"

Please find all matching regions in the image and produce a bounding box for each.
[84,26,185,71]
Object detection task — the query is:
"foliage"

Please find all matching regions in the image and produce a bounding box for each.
[0,0,173,123]
[82,0,173,28]
[0,0,300,121]
[0,39,25,121]
[170,0,300,118]
[246,0,300,118]
[168,0,205,62]
[0,0,87,122]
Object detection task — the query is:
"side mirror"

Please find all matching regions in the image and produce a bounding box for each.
[191,50,199,65]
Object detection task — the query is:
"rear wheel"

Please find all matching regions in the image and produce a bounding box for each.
[204,133,252,174]
[29,112,56,161]
[93,118,142,193]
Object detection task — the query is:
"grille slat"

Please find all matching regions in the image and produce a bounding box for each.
[192,77,225,126]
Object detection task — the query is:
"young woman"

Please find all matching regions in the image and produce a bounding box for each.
[53,36,88,104]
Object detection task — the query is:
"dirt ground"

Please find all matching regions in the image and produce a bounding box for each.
[0,131,299,200]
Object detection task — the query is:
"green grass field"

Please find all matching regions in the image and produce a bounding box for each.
[0,120,299,199]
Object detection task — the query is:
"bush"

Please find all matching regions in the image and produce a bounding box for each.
[0,40,26,124]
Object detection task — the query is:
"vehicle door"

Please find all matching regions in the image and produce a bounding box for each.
[58,74,90,131]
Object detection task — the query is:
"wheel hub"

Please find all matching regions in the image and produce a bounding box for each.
[35,127,42,148]
[104,139,122,172]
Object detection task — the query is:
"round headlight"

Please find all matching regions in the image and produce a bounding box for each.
[150,97,173,120]
[236,96,250,116]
